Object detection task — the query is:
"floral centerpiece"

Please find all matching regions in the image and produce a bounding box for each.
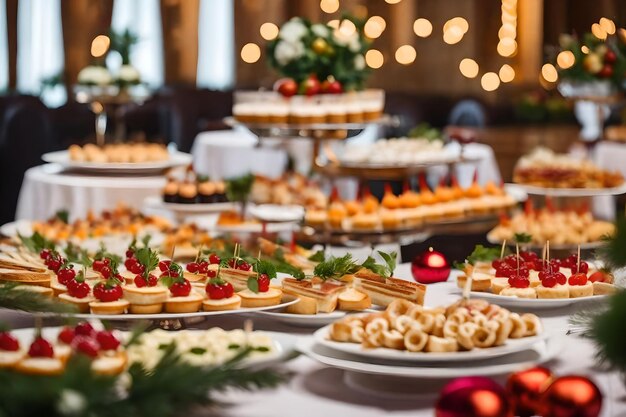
[547,29,626,140]
[266,15,370,96]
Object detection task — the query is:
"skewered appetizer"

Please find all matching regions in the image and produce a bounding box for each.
[328,298,542,352]
[250,173,327,208]
[68,143,170,163]
[1,322,126,376]
[513,147,624,189]
[162,175,228,205]
[457,246,617,299]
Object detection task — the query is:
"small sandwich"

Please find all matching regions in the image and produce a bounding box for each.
[257,237,317,273]
[89,280,129,315]
[456,271,492,292]
[353,272,426,307]
[14,337,64,376]
[238,273,282,308]
[202,278,241,311]
[281,278,346,314]
[337,288,371,311]
[58,272,94,313]
[0,256,48,273]
[123,284,168,315]
[91,352,128,376]
[220,267,257,292]
[0,268,51,287]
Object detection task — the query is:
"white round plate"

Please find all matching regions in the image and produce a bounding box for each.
[42,150,192,175]
[465,290,609,309]
[10,327,296,368]
[248,204,305,223]
[506,182,626,197]
[296,336,562,379]
[212,222,299,234]
[40,297,300,320]
[313,324,549,363]
[256,309,348,327]
[144,196,236,214]
[486,232,604,251]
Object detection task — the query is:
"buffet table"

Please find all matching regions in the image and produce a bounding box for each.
[2,264,623,417]
[15,164,165,221]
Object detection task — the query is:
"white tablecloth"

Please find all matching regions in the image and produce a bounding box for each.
[15,164,165,221]
[2,264,622,417]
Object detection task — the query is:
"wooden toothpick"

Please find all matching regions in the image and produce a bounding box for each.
[500,240,506,259]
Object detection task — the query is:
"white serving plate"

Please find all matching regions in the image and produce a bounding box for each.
[313,324,549,363]
[44,297,300,320]
[506,182,626,197]
[144,196,236,214]
[296,336,562,378]
[10,327,297,368]
[212,222,299,234]
[42,150,192,175]
[256,309,349,327]
[465,290,610,309]
[248,204,305,223]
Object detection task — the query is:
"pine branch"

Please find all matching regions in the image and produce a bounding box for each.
[0,283,76,314]
[597,217,626,269]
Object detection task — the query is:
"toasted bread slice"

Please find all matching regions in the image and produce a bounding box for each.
[568,283,594,298]
[282,278,344,313]
[535,285,569,299]
[457,272,492,292]
[164,294,203,313]
[0,268,51,285]
[238,288,283,308]
[354,275,426,307]
[0,255,47,273]
[202,295,241,311]
[282,289,318,314]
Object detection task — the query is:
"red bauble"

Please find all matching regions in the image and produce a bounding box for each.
[412,248,451,284]
[538,375,602,417]
[506,366,553,416]
[273,78,298,97]
[436,376,512,417]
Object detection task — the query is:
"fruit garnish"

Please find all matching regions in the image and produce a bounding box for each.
[198,261,209,274]
[553,271,567,285]
[96,330,120,351]
[519,251,538,262]
[134,275,147,288]
[205,277,233,300]
[589,270,612,283]
[570,261,589,275]
[508,275,530,288]
[57,266,76,285]
[133,247,160,286]
[258,274,270,292]
[541,275,557,288]
[57,327,75,345]
[74,338,99,358]
[45,253,64,273]
[158,260,171,272]
[67,271,91,299]
[169,279,191,297]
[28,336,54,358]
[186,262,200,273]
[93,279,124,302]
[208,253,221,265]
[74,322,95,337]
[568,273,588,286]
[39,248,52,260]
[0,331,20,351]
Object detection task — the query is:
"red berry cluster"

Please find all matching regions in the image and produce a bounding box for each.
[57,322,120,358]
[227,257,252,271]
[159,261,191,297]
[186,253,221,277]
[40,249,65,273]
[67,271,91,299]
[0,331,20,352]
[205,278,234,300]
[92,257,123,282]
[93,280,123,302]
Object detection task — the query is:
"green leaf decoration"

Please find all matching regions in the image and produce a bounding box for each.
[360,251,397,278]
[464,245,503,265]
[313,253,360,281]
[360,256,388,277]
[134,247,160,278]
[308,250,325,262]
[590,290,626,373]
[55,209,70,224]
[254,259,277,279]
[597,217,626,270]
[18,232,55,254]
[225,173,254,203]
[378,251,397,276]
[513,233,533,244]
[247,276,259,293]
[0,283,76,314]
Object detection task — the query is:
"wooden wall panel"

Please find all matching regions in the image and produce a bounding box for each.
[161,0,199,85]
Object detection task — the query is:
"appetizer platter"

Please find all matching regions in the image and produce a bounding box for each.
[42,144,192,175]
[296,335,561,379]
[1,322,289,376]
[304,178,516,237]
[487,206,614,249]
[0,235,299,319]
[510,147,626,196]
[319,299,544,362]
[455,245,618,308]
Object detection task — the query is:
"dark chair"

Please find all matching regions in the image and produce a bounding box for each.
[383,93,457,136]
[0,99,54,224]
[165,87,233,152]
[120,96,169,143]
[49,100,95,149]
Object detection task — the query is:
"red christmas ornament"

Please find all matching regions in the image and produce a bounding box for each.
[436,376,512,417]
[506,366,553,416]
[538,375,602,417]
[412,247,451,284]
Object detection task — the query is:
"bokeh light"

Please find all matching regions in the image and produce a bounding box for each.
[481,72,500,91]
[413,18,433,38]
[364,16,386,39]
[260,23,279,40]
[241,43,261,63]
[395,45,416,65]
[91,35,110,58]
[541,63,559,83]
[365,49,384,69]
[556,50,575,69]
[499,64,515,82]
[320,0,339,14]
[459,58,479,78]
